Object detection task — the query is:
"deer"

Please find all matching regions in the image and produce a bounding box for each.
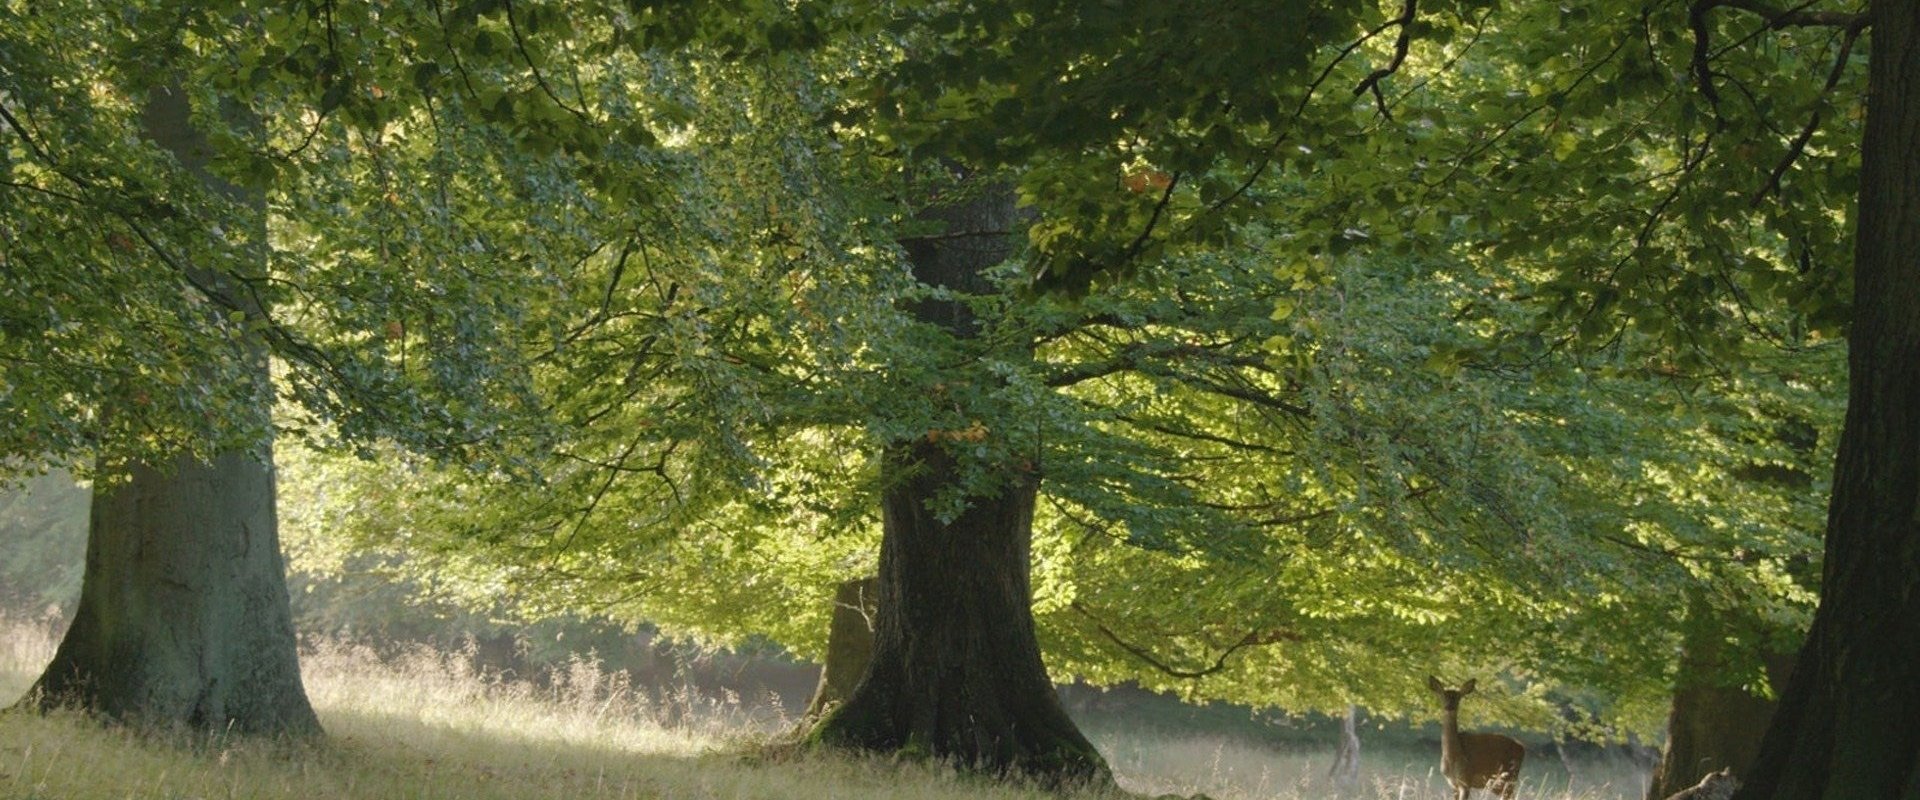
[1428,676,1527,800]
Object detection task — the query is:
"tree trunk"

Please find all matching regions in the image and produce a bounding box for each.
[14,84,319,737]
[1648,626,1795,799]
[806,174,1110,786]
[811,444,1106,784]
[1735,2,1920,796]
[22,452,319,736]
[1328,704,1362,790]
[803,576,878,720]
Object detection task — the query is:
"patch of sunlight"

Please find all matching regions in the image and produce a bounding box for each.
[2,613,1651,799]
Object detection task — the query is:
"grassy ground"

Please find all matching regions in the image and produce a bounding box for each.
[0,614,1651,800]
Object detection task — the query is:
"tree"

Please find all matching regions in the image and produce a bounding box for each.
[12,80,320,735]
[1649,617,1795,799]
[0,472,87,613]
[801,576,877,720]
[803,175,1109,783]
[1735,1,1920,795]
[1325,0,1911,791]
[254,0,1849,785]
[266,0,1812,755]
[1649,419,1819,799]
[1,0,691,732]
[1329,704,1362,790]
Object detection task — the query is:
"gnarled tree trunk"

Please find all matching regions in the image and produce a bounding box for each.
[15,84,319,737]
[806,175,1109,786]
[1735,1,1920,795]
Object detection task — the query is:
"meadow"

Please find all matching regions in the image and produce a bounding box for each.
[0,613,1652,800]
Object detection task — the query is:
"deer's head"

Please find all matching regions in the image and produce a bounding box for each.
[1427,676,1477,712]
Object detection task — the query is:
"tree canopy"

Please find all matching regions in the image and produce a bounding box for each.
[5,0,1903,792]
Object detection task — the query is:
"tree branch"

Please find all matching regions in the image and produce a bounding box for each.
[1752,19,1866,204]
[1070,601,1299,679]
[501,0,593,122]
[1705,0,1865,29]
[1690,0,1868,109]
[1353,0,1418,121]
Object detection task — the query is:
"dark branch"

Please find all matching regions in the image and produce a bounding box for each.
[895,228,1013,243]
[1752,19,1866,204]
[1690,0,1869,109]
[1115,170,1181,266]
[1071,601,1298,679]
[1111,413,1289,454]
[1353,0,1419,121]
[501,0,593,122]
[1689,1,1725,108]
[1168,8,1421,242]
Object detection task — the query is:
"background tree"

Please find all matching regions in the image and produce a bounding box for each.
[10,63,321,733]
[801,576,877,720]
[0,472,87,614]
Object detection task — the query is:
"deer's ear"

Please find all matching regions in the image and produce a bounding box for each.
[1427,676,1444,692]
[1461,679,1478,694]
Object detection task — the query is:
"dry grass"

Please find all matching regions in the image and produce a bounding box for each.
[0,614,1650,799]
[1089,726,1651,800]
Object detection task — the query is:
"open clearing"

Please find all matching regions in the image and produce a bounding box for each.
[1,616,1650,800]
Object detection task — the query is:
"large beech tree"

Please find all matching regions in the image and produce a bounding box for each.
[18,85,320,735]
[3,0,1847,783]
[806,177,1107,782]
[1,0,696,732]
[1736,0,1920,794]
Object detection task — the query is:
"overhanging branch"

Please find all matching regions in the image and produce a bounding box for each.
[1353,0,1418,120]
[1070,601,1299,679]
[1689,0,1868,109]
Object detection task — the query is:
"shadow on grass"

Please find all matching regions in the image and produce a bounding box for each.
[3,698,1124,800]
[2,664,1648,800]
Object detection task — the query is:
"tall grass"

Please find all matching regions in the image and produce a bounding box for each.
[0,613,1651,799]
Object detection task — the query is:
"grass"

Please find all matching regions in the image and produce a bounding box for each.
[0,614,1653,799]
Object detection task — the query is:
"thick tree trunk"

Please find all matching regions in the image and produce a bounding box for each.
[811,444,1106,784]
[22,451,319,736]
[1647,625,1794,799]
[1735,2,1920,796]
[807,175,1110,786]
[803,576,878,720]
[15,84,319,736]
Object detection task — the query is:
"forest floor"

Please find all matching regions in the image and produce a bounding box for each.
[0,614,1651,800]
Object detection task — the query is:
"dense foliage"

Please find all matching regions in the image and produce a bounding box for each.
[3,0,1874,764]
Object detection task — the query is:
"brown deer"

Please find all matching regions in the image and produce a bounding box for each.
[1428,676,1526,800]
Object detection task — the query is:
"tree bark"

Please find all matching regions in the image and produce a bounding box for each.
[14,84,319,737]
[802,576,878,720]
[1735,1,1920,796]
[22,451,320,736]
[806,175,1110,786]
